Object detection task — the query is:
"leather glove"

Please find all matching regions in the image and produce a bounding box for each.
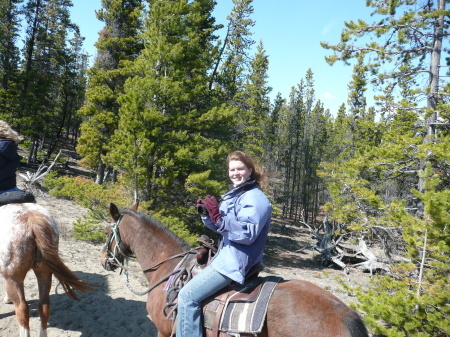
[202,195,222,224]
[196,199,208,215]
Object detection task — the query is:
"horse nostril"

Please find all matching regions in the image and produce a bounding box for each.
[101,258,110,271]
[102,258,117,272]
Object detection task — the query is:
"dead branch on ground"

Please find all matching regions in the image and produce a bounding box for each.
[301,218,392,274]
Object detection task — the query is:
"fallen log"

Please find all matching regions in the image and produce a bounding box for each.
[302,219,390,274]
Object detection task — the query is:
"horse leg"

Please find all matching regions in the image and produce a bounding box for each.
[5,278,31,337]
[3,291,12,304]
[33,265,53,337]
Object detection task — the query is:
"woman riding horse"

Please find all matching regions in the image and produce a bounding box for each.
[177,151,272,337]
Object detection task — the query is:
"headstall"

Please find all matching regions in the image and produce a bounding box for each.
[102,212,199,296]
[103,214,132,272]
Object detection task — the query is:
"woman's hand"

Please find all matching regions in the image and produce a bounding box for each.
[196,199,208,215]
[202,195,222,224]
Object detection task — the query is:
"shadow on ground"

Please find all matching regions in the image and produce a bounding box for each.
[1,271,156,337]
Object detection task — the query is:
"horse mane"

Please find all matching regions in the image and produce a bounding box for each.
[121,208,191,251]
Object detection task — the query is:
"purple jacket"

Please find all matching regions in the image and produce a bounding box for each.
[201,180,272,284]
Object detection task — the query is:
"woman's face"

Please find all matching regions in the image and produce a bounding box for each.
[228,160,252,186]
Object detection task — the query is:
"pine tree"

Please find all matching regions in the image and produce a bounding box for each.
[19,0,46,137]
[347,54,367,121]
[321,0,450,227]
[264,92,285,170]
[264,92,287,206]
[281,80,306,220]
[347,53,373,154]
[241,40,272,159]
[327,104,352,161]
[107,0,236,225]
[320,1,450,334]
[277,69,332,223]
[321,1,449,200]
[212,0,255,102]
[62,32,88,144]
[347,163,450,336]
[0,0,22,119]
[19,0,83,162]
[77,0,144,184]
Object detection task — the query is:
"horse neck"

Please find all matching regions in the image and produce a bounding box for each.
[120,214,187,282]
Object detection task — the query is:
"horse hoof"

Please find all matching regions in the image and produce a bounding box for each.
[39,327,48,337]
[19,326,30,337]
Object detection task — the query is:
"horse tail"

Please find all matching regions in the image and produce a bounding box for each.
[344,312,369,337]
[29,211,95,301]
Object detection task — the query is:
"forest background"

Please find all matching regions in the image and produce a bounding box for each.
[0,0,449,336]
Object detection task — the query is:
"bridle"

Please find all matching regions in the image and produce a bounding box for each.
[102,214,132,272]
[102,212,200,296]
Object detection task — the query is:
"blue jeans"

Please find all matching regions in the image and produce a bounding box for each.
[176,265,232,337]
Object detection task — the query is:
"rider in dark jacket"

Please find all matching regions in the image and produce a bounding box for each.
[0,120,23,194]
[0,138,21,193]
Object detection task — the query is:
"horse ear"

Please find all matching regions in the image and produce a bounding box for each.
[130,200,139,211]
[109,203,121,222]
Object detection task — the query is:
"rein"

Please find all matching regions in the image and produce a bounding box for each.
[123,250,198,296]
[103,213,199,296]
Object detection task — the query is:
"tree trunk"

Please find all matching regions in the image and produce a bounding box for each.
[20,0,42,113]
[95,160,106,185]
[426,0,445,137]
[209,22,231,90]
[417,0,445,215]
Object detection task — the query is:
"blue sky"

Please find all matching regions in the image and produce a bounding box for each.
[71,1,375,114]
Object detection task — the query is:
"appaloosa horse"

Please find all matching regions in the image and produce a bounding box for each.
[0,203,94,337]
[101,203,369,337]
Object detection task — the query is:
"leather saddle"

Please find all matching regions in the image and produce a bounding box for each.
[202,265,266,337]
[165,236,268,337]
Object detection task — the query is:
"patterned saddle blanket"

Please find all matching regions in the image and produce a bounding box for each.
[202,275,281,336]
[164,237,281,336]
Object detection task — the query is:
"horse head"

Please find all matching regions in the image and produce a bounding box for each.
[100,203,130,272]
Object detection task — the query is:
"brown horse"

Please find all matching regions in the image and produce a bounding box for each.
[0,203,94,337]
[101,203,369,337]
